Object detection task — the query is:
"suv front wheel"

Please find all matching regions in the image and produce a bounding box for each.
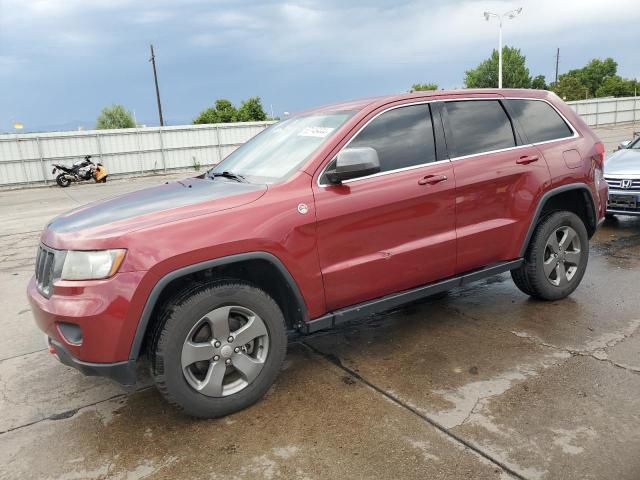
[511,211,589,300]
[151,282,287,418]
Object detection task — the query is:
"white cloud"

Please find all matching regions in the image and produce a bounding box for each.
[209,0,640,68]
[2,0,639,130]
[3,0,638,68]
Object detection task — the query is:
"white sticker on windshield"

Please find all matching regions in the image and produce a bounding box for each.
[298,126,334,138]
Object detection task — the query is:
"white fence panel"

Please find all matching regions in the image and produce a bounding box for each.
[567,96,640,127]
[0,121,274,186]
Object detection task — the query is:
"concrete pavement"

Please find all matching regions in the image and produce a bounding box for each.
[1,139,639,479]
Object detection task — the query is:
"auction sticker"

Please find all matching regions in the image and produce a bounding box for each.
[298,127,334,138]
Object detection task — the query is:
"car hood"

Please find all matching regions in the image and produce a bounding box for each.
[45,177,267,238]
[605,149,640,176]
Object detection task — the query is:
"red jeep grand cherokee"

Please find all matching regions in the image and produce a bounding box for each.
[28,89,607,417]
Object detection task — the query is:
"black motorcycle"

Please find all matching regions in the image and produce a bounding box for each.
[52,155,105,187]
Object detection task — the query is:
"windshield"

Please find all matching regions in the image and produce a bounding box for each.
[629,136,640,149]
[207,110,356,183]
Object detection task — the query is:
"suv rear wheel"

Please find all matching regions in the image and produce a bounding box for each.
[151,282,287,418]
[511,211,589,300]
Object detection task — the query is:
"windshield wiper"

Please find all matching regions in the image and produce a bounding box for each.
[208,171,248,183]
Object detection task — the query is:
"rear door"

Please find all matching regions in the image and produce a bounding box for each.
[442,98,551,273]
[313,103,457,311]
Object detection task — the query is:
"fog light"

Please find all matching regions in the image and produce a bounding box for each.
[57,322,83,345]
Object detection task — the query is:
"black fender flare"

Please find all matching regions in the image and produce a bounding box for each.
[128,251,308,361]
[519,182,596,257]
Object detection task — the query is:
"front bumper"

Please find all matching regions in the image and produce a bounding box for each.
[27,270,146,380]
[606,189,640,216]
[48,337,137,385]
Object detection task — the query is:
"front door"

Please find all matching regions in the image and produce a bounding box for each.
[313,103,457,311]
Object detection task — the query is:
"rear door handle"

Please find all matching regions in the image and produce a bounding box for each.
[516,155,539,165]
[418,174,448,186]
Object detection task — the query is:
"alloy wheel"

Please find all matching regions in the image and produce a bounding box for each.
[543,226,582,287]
[181,305,269,397]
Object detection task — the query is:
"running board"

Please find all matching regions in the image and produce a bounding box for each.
[303,259,524,334]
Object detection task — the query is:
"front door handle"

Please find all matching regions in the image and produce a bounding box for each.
[516,155,539,165]
[418,174,448,186]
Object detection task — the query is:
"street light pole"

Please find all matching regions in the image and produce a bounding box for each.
[498,17,503,89]
[484,8,522,89]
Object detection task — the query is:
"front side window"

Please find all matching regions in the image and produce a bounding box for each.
[347,104,436,172]
[445,100,516,157]
[208,110,356,183]
[506,99,573,143]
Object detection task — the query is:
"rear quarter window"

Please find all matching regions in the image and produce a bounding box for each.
[505,99,573,143]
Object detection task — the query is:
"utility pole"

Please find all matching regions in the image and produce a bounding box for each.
[149,44,164,127]
[555,47,560,85]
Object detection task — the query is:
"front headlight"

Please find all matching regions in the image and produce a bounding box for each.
[61,249,126,280]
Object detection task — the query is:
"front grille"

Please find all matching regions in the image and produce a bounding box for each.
[607,205,640,212]
[35,244,65,298]
[605,177,640,191]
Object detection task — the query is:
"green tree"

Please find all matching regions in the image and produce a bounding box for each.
[552,75,588,101]
[564,58,617,97]
[238,97,267,121]
[193,99,238,124]
[464,46,531,88]
[211,99,238,123]
[531,75,547,90]
[193,107,220,124]
[595,76,638,98]
[411,83,438,91]
[96,104,135,129]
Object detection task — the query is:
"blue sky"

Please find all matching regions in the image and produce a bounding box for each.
[1,0,638,132]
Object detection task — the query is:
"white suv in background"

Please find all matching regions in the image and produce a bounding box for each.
[605,135,640,217]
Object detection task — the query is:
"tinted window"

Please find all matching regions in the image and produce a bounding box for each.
[445,100,515,157]
[506,99,573,143]
[348,104,436,172]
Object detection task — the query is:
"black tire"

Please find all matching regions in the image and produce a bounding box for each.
[56,173,71,187]
[150,282,287,418]
[511,211,589,300]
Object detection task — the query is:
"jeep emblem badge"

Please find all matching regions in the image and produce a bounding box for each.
[621,179,632,189]
[297,203,309,214]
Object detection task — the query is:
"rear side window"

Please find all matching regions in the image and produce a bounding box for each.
[445,100,515,157]
[506,99,573,143]
[348,104,436,172]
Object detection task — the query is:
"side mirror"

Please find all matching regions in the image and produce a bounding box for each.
[617,140,632,151]
[325,147,381,184]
